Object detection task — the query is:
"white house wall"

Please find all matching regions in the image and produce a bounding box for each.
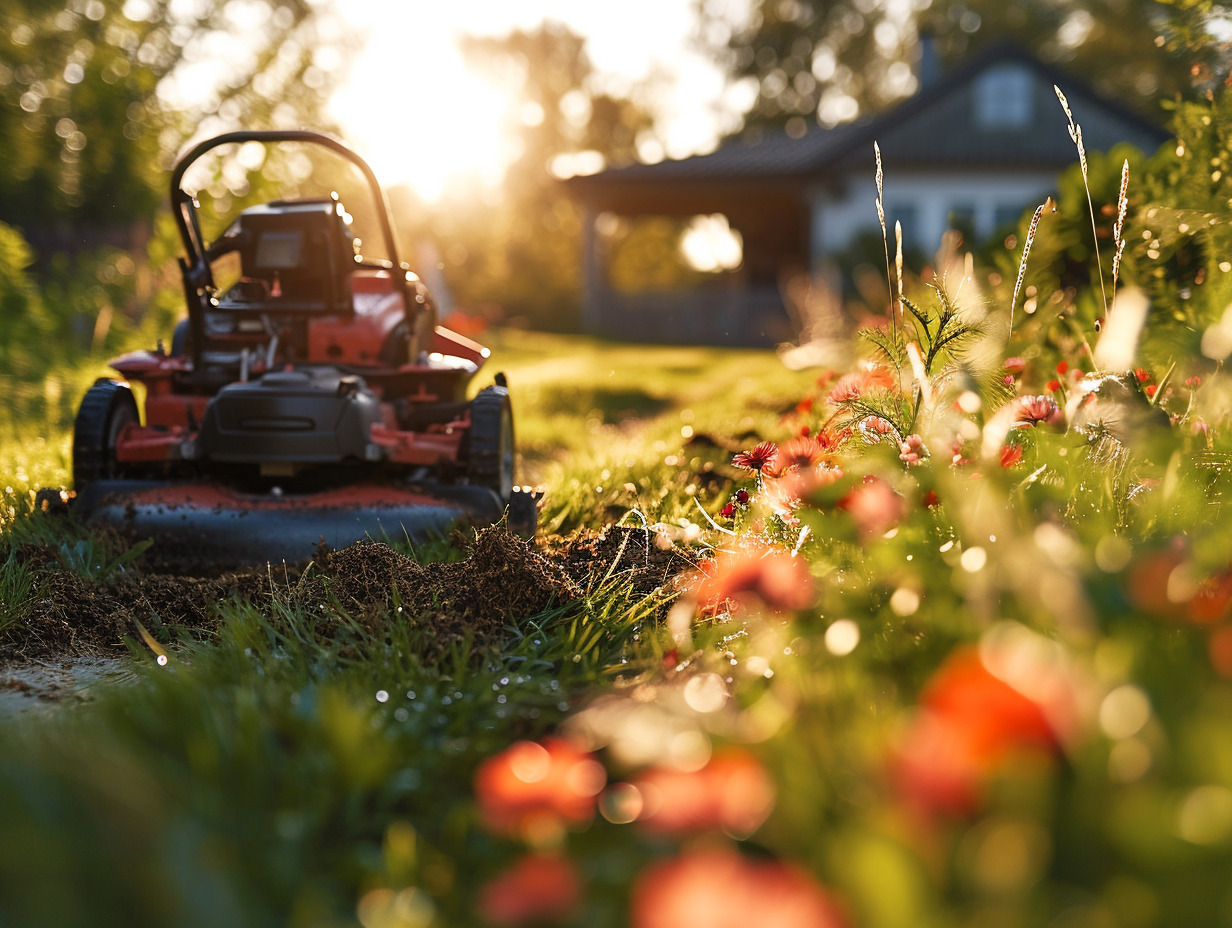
[809,169,1059,266]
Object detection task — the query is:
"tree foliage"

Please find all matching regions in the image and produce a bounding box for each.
[0,0,348,251]
[700,0,1213,131]
[412,22,654,330]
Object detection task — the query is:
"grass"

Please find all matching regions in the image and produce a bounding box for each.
[0,330,806,927]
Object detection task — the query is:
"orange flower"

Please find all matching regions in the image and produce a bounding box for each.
[633,748,775,837]
[631,850,847,928]
[695,546,814,614]
[474,738,606,838]
[478,852,581,926]
[1128,551,1232,624]
[892,649,1062,816]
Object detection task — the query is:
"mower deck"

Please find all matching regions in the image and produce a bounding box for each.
[74,479,503,564]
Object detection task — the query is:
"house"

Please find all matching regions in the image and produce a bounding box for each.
[564,41,1170,346]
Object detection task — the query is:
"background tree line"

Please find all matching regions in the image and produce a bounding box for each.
[0,0,1227,354]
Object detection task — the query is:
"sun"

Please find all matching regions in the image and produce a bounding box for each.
[329,11,518,203]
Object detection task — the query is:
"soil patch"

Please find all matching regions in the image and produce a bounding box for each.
[1,524,701,674]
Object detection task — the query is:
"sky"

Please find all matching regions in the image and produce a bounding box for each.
[328,0,748,202]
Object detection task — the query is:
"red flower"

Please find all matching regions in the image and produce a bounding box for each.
[734,488,750,505]
[1056,360,1069,375]
[633,748,776,837]
[475,739,606,838]
[1012,394,1064,428]
[1134,367,1151,382]
[732,441,779,474]
[720,502,737,519]
[892,649,1063,816]
[631,850,848,928]
[1186,375,1203,389]
[1000,444,1024,468]
[1145,383,1158,398]
[695,546,814,614]
[1046,379,1062,392]
[478,853,581,926]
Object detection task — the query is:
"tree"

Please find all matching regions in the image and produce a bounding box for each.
[415,22,654,330]
[699,0,1210,131]
[0,0,350,255]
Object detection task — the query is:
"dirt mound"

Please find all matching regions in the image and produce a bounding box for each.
[0,525,700,667]
[300,528,582,651]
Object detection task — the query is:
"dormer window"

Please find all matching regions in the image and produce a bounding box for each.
[975,65,1033,128]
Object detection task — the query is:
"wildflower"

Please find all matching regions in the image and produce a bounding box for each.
[1128,551,1232,624]
[1000,444,1024,468]
[695,545,814,614]
[1012,394,1064,428]
[474,738,606,839]
[1145,383,1158,398]
[735,488,750,505]
[923,489,941,508]
[828,365,896,403]
[858,416,897,444]
[1046,379,1062,392]
[478,853,581,926]
[899,433,928,466]
[838,477,905,539]
[720,502,737,519]
[631,850,848,928]
[1004,356,1026,375]
[1186,375,1203,389]
[777,435,827,472]
[633,748,776,837]
[1134,368,1151,382]
[892,649,1064,816]
[732,441,779,474]
[1056,360,1069,375]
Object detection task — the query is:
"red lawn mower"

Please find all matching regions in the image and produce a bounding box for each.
[66,129,533,562]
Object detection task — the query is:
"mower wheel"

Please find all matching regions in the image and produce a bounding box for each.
[72,378,139,492]
[466,384,514,502]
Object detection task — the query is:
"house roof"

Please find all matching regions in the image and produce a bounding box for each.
[566,41,1171,194]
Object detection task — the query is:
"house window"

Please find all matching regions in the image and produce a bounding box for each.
[994,204,1027,229]
[975,65,1033,128]
[888,203,920,246]
[947,203,977,241]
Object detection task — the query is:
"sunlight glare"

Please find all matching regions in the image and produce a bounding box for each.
[330,21,515,202]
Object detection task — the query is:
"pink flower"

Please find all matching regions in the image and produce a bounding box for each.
[1012,395,1064,428]
[478,853,581,926]
[1003,356,1026,375]
[828,366,896,403]
[839,477,905,539]
[858,415,898,444]
[631,850,848,928]
[732,441,779,474]
[898,433,928,466]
